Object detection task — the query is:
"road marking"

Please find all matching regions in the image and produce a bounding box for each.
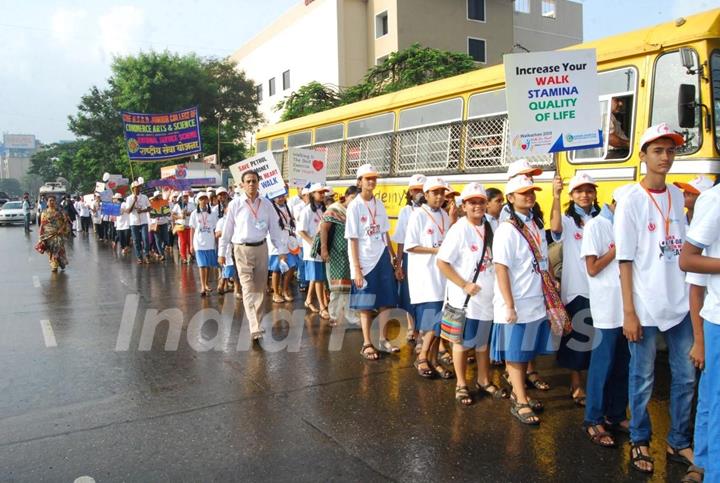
[74,477,96,483]
[40,320,57,347]
[32,276,41,288]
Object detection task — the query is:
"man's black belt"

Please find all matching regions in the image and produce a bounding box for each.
[237,240,265,247]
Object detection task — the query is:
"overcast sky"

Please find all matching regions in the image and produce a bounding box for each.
[0,0,714,143]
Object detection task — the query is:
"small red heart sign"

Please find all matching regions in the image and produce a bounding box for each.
[107,181,117,189]
[312,160,324,171]
[521,144,527,150]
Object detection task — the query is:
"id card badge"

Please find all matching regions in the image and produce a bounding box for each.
[255,220,267,231]
[538,257,549,272]
[662,248,677,263]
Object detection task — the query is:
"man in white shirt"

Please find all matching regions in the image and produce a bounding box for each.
[124,180,152,264]
[680,183,720,483]
[22,193,32,233]
[615,123,695,474]
[218,170,287,342]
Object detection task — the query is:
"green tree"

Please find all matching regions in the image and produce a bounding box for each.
[0,178,23,197]
[274,82,342,122]
[68,51,261,179]
[277,44,478,121]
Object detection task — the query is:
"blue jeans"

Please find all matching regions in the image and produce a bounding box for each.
[694,321,720,480]
[584,327,629,426]
[628,314,695,447]
[24,213,31,231]
[154,224,169,253]
[130,224,150,260]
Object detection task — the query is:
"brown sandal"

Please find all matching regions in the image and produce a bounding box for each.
[584,424,616,448]
[360,344,380,360]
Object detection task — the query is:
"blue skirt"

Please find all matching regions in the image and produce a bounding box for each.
[305,260,327,281]
[490,319,556,363]
[222,265,236,278]
[413,301,443,334]
[398,253,413,314]
[557,296,594,371]
[196,249,218,268]
[461,318,494,350]
[350,251,398,311]
[269,254,298,273]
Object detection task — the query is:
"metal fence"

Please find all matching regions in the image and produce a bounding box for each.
[272,115,554,180]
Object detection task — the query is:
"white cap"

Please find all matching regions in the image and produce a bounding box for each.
[171,191,180,198]
[309,182,329,194]
[408,174,426,189]
[152,190,162,198]
[567,173,598,193]
[612,184,633,203]
[506,175,542,195]
[324,188,336,197]
[130,180,142,189]
[300,187,310,196]
[507,159,543,179]
[459,182,488,202]
[640,123,684,150]
[423,176,449,193]
[216,187,228,195]
[113,192,122,200]
[206,187,216,192]
[673,175,714,195]
[356,163,378,179]
[196,191,209,200]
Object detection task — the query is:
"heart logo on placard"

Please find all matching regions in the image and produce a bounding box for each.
[107,181,117,189]
[312,160,324,171]
[521,144,528,150]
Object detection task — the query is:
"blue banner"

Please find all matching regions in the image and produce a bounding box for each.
[147,178,216,190]
[121,107,202,162]
[101,203,122,216]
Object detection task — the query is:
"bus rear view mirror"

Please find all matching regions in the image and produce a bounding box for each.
[680,47,696,72]
[678,84,697,128]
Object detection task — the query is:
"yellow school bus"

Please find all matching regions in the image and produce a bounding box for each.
[255,8,720,222]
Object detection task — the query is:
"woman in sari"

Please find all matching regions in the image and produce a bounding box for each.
[38,196,70,272]
[320,186,360,326]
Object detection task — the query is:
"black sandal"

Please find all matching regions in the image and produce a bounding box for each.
[525,371,551,391]
[510,392,543,412]
[571,386,587,407]
[510,397,539,425]
[360,344,380,360]
[584,424,616,448]
[455,385,473,406]
[681,465,704,483]
[605,418,630,434]
[431,363,455,380]
[476,382,509,400]
[414,358,435,379]
[667,445,694,467]
[630,443,654,474]
[438,351,453,365]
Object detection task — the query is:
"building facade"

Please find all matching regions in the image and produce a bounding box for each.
[230,0,583,127]
[1,134,38,181]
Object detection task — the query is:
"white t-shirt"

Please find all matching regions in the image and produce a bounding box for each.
[392,204,417,244]
[686,185,720,324]
[115,202,130,230]
[580,214,622,329]
[189,209,219,251]
[345,194,390,278]
[437,217,495,321]
[215,217,234,266]
[614,183,688,331]
[268,203,294,257]
[291,199,307,225]
[90,200,102,223]
[172,201,196,226]
[554,213,594,304]
[297,204,323,262]
[404,205,449,304]
[485,213,499,233]
[492,214,548,324]
[78,202,90,218]
[125,194,151,226]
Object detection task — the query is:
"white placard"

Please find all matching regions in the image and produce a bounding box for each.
[229,151,286,199]
[95,181,106,193]
[287,148,327,187]
[204,154,217,165]
[504,49,602,157]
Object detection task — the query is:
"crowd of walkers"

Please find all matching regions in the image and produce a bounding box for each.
[34,123,720,481]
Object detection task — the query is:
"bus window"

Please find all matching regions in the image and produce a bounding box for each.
[396,98,463,174]
[651,50,701,155]
[710,51,720,153]
[571,67,637,163]
[466,90,507,170]
[270,138,287,180]
[288,131,312,148]
[256,140,268,152]
[270,139,285,151]
[313,124,344,179]
[345,113,395,175]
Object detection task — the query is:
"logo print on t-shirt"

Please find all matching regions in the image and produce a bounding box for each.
[609,242,615,249]
[360,215,367,223]
[427,228,434,235]
[648,222,656,232]
[574,232,583,241]
[470,244,478,252]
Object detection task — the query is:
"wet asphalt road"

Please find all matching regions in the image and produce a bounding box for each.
[0,225,689,482]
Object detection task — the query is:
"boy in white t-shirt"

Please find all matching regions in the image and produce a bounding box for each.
[345,164,401,360]
[680,183,720,483]
[580,184,632,448]
[405,177,451,379]
[615,123,695,474]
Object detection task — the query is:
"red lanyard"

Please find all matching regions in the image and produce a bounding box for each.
[245,197,260,221]
[363,197,377,225]
[526,219,542,249]
[421,206,447,236]
[642,186,672,238]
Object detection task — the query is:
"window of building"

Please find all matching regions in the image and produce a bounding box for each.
[375,11,388,38]
[376,55,389,66]
[282,70,290,91]
[514,0,530,14]
[268,77,276,97]
[541,0,556,18]
[255,84,263,102]
[467,0,485,22]
[468,38,486,64]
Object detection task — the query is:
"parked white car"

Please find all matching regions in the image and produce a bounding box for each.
[0,201,36,225]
